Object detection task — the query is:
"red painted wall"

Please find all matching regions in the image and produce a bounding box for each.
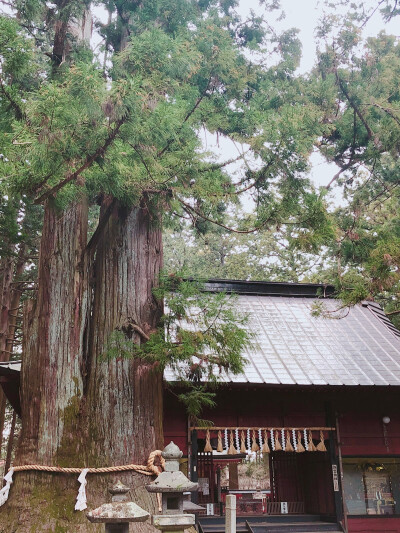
[348,517,400,532]
[164,386,400,455]
[163,385,400,528]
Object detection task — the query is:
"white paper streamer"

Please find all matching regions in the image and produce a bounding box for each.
[246,429,251,453]
[224,429,228,452]
[235,428,239,451]
[292,429,297,451]
[270,429,275,451]
[281,429,286,450]
[75,468,89,511]
[304,428,309,451]
[0,468,14,507]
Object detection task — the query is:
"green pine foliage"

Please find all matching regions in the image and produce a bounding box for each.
[103,275,251,417]
[0,0,337,415]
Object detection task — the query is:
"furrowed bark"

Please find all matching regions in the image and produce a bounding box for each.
[0,257,14,448]
[0,199,90,532]
[0,245,26,451]
[83,196,164,531]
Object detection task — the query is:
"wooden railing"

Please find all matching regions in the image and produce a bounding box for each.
[266,501,305,515]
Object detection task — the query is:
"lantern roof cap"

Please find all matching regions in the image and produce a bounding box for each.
[146,470,198,493]
[87,502,150,524]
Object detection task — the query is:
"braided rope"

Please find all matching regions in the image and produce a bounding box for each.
[10,449,165,477]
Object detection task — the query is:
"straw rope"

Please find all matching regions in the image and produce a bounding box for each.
[8,449,165,477]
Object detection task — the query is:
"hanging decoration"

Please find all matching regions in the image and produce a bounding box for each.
[285,430,294,452]
[224,428,229,453]
[258,428,263,455]
[281,429,286,450]
[228,430,237,454]
[235,428,240,453]
[270,429,275,451]
[240,430,246,453]
[262,430,270,453]
[308,430,317,452]
[303,429,309,451]
[274,431,282,451]
[316,430,327,452]
[217,430,223,453]
[75,468,89,511]
[292,429,298,452]
[246,429,251,453]
[296,431,305,453]
[251,430,260,452]
[0,468,14,507]
[204,429,213,452]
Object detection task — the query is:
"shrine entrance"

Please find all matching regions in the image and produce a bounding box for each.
[269,450,335,516]
[191,427,339,521]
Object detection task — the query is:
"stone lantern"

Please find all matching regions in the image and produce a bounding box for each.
[146,441,198,532]
[87,480,149,533]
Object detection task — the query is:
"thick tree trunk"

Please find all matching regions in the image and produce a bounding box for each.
[84,197,163,466]
[0,246,26,451]
[0,257,15,448]
[0,199,90,531]
[0,197,164,532]
[0,258,14,360]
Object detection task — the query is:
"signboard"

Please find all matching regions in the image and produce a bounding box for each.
[206,503,214,515]
[332,464,339,492]
[280,502,288,514]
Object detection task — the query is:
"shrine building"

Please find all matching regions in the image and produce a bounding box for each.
[163,280,400,533]
[2,279,400,532]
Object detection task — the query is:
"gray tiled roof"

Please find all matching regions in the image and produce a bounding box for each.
[166,296,400,386]
[3,295,400,387]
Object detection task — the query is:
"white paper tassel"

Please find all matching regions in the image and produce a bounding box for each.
[292,429,297,452]
[224,429,229,452]
[235,428,239,451]
[304,428,309,451]
[270,429,275,451]
[281,429,286,450]
[246,429,251,453]
[75,468,89,511]
[0,468,14,507]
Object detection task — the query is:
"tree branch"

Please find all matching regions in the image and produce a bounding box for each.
[177,197,273,234]
[0,76,24,120]
[386,309,400,316]
[370,102,400,127]
[157,76,212,158]
[34,118,125,204]
[336,74,375,141]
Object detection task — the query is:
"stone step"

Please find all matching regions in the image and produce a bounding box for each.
[200,519,341,533]
[254,525,341,533]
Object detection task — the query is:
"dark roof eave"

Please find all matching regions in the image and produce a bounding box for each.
[165,380,400,390]
[199,279,335,298]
